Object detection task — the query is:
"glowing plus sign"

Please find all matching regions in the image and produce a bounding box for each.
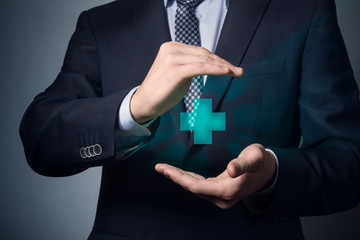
[180,99,226,144]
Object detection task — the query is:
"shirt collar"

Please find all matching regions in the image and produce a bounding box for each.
[164,0,230,9]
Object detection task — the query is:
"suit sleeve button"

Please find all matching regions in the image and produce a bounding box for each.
[85,146,92,158]
[89,145,96,157]
[94,144,102,156]
[80,147,87,159]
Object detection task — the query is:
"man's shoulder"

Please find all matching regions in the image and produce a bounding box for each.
[85,0,132,20]
[79,0,133,29]
[270,0,334,13]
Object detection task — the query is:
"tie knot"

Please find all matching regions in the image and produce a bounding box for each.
[176,0,201,9]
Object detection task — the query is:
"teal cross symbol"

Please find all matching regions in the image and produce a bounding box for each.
[180,99,226,144]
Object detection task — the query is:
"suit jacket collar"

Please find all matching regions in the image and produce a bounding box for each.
[191,0,272,149]
[132,0,172,62]
[201,0,272,111]
[164,0,231,8]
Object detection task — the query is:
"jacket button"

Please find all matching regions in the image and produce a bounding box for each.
[85,146,92,158]
[94,144,102,156]
[80,147,87,159]
[89,145,96,156]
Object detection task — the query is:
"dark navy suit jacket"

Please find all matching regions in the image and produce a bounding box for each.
[20,0,360,239]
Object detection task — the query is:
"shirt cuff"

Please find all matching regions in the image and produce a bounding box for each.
[118,86,155,136]
[253,148,279,195]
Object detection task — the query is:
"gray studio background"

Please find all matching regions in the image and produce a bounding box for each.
[0,0,359,239]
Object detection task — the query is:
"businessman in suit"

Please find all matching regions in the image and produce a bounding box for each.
[20,0,360,239]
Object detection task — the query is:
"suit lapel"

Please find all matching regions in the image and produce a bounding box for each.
[132,0,171,61]
[201,0,271,111]
[189,0,271,149]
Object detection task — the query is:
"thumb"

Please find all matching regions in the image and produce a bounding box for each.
[227,158,250,178]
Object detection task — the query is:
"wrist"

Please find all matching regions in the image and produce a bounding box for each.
[130,91,155,124]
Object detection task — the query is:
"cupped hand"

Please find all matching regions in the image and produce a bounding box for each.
[155,144,276,209]
[130,41,244,123]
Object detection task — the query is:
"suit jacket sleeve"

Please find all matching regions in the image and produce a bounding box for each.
[19,11,158,177]
[243,0,360,218]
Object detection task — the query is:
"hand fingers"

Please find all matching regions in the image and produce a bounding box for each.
[155,164,202,191]
[184,170,206,180]
[164,41,213,56]
[197,194,239,210]
[155,163,203,180]
[227,157,252,178]
[179,62,243,79]
[155,164,225,195]
[160,42,244,77]
[155,163,251,209]
[170,53,237,70]
[169,42,235,67]
[155,163,181,176]
[227,144,267,178]
[165,165,205,180]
